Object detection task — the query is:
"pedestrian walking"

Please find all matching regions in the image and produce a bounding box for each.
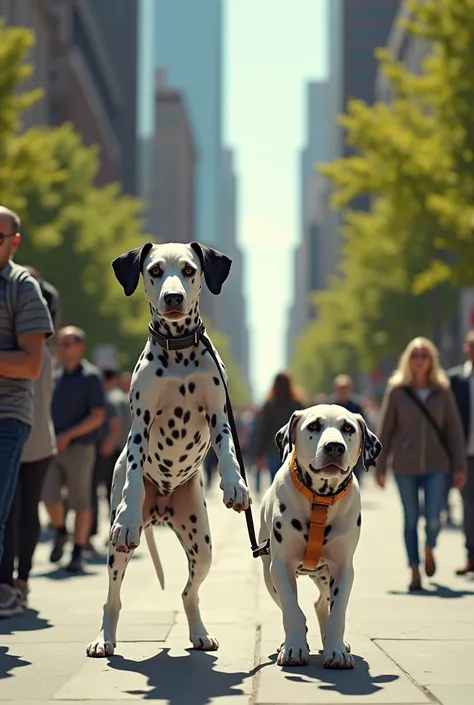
[0,343,56,615]
[448,329,474,574]
[23,266,60,333]
[88,366,129,551]
[251,371,306,484]
[43,326,105,573]
[376,336,466,591]
[330,374,367,484]
[0,207,54,614]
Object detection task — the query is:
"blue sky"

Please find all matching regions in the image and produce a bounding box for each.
[225,0,327,400]
[139,0,328,402]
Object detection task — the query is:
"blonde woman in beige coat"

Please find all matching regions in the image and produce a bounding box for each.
[376,337,466,591]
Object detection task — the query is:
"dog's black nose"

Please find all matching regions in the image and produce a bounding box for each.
[164,293,184,307]
[324,441,345,458]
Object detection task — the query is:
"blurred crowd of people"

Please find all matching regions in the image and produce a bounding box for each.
[237,334,474,593]
[2,204,474,622]
[0,206,133,618]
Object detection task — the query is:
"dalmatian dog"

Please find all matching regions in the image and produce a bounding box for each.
[86,241,251,658]
[258,404,381,668]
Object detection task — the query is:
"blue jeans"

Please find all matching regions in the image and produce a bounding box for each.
[0,419,30,564]
[267,454,282,482]
[395,472,446,566]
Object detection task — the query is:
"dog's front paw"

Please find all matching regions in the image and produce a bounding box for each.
[220,475,251,512]
[191,633,219,650]
[110,516,142,552]
[277,640,310,667]
[86,635,115,658]
[322,643,354,669]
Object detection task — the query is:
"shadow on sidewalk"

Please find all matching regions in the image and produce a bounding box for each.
[0,646,30,681]
[0,608,51,637]
[33,565,100,580]
[266,651,398,697]
[107,648,270,704]
[387,582,474,599]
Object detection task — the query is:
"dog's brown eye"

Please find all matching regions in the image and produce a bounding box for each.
[308,421,321,432]
[342,423,354,434]
[183,265,194,277]
[150,266,162,278]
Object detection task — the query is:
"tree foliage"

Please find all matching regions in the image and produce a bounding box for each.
[291,0,473,394]
[0,19,252,400]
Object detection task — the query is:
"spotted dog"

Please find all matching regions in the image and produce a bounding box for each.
[258,404,381,668]
[86,241,251,658]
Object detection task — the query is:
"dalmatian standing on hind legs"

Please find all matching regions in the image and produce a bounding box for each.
[258,404,381,668]
[86,241,251,658]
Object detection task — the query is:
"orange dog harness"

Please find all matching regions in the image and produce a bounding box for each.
[290,450,353,571]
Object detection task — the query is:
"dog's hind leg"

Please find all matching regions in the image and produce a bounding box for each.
[168,473,218,651]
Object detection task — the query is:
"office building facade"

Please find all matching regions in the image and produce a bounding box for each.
[0,0,138,193]
[154,0,223,250]
[152,70,196,245]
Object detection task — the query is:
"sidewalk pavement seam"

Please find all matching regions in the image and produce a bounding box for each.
[372,638,442,705]
[251,623,263,705]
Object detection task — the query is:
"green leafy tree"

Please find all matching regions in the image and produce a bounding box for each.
[292,0,472,387]
[201,318,252,405]
[0,20,251,395]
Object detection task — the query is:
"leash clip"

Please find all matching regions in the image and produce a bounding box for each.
[252,538,270,558]
[194,331,199,345]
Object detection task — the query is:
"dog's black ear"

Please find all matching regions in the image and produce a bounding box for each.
[354,414,382,472]
[112,242,154,297]
[275,423,290,462]
[275,411,302,461]
[190,242,232,295]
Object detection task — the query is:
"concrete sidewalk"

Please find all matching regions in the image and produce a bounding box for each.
[1,473,473,704]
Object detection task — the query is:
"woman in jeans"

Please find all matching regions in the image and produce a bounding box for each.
[376,337,466,591]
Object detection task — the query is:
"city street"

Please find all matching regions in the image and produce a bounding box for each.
[1,473,473,705]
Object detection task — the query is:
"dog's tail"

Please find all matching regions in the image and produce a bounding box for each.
[144,525,165,590]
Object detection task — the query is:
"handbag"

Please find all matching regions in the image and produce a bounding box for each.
[402,387,451,460]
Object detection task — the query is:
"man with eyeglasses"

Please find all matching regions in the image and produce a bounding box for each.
[0,206,54,614]
[43,326,105,573]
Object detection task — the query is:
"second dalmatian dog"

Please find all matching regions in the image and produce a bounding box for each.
[86,241,251,658]
[258,404,381,668]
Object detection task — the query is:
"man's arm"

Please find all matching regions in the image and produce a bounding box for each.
[0,332,46,380]
[0,273,53,379]
[66,407,106,442]
[60,371,106,443]
[101,415,122,455]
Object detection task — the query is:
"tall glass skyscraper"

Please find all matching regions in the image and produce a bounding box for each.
[138,0,156,215]
[154,0,223,247]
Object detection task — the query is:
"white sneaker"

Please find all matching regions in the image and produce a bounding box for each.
[0,583,23,618]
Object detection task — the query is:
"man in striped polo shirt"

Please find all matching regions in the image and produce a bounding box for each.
[0,206,53,612]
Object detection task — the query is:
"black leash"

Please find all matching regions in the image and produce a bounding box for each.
[148,321,270,559]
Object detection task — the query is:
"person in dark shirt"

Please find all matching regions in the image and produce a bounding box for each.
[42,326,105,573]
[252,371,306,488]
[330,374,366,484]
[88,367,129,550]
